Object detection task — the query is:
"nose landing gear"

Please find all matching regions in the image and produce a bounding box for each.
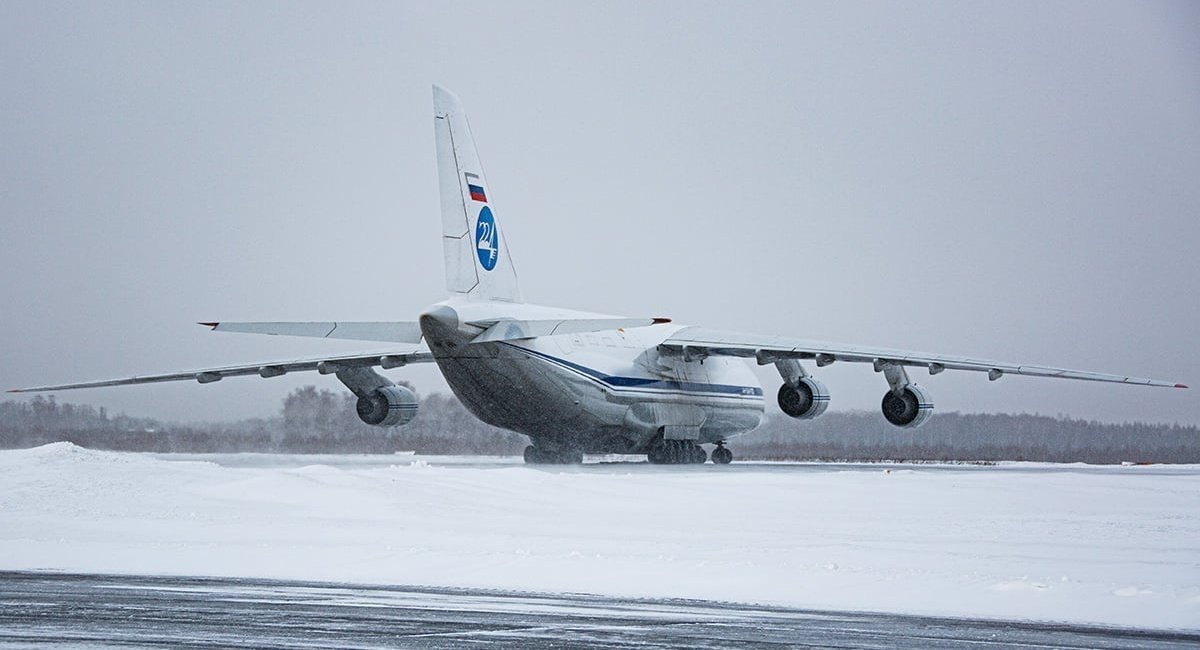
[711,441,733,465]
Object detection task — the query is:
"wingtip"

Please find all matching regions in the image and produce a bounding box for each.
[198,322,219,329]
[1175,383,1189,389]
[652,317,672,325]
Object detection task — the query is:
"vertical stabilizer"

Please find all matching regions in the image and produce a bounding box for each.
[433,85,523,303]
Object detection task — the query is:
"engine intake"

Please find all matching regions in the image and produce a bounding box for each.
[777,377,831,419]
[356,384,419,427]
[881,384,933,428]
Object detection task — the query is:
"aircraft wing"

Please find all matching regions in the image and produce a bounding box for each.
[660,326,1186,389]
[8,350,435,393]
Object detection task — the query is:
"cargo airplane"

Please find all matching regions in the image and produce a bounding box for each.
[12,86,1187,464]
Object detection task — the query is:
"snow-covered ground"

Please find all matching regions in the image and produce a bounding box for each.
[0,443,1197,630]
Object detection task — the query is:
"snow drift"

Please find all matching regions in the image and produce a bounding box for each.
[0,443,1196,630]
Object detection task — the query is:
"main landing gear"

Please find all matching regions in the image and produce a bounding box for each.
[523,445,583,465]
[647,440,709,465]
[711,441,733,465]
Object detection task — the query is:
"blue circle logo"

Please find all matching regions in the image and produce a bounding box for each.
[475,206,499,271]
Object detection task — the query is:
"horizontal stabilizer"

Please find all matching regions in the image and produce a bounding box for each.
[9,350,435,393]
[469,317,671,343]
[203,321,423,344]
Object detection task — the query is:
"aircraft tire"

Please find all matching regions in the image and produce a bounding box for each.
[674,441,691,464]
[648,442,675,464]
[648,440,710,465]
[712,447,733,465]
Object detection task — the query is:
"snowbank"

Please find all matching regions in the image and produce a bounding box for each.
[0,443,1196,630]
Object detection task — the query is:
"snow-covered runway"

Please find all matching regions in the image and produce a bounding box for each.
[4,571,1197,649]
[0,444,1196,631]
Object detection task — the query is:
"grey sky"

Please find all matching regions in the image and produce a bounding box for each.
[2,1,1197,425]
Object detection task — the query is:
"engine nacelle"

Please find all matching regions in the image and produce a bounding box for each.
[777,377,831,419]
[881,384,933,428]
[355,384,419,427]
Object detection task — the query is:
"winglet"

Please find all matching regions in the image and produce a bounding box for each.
[1175,383,1189,389]
[198,322,219,329]
[652,318,672,325]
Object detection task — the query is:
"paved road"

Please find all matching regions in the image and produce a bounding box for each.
[1,572,1196,648]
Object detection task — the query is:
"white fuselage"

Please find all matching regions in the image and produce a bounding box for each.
[419,298,765,454]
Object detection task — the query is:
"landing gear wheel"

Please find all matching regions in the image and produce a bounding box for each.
[647,441,675,464]
[648,440,709,465]
[656,441,673,464]
[712,445,733,465]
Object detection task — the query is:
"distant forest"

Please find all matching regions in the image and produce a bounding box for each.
[1,387,1197,464]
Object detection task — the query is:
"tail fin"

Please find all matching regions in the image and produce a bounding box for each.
[433,85,523,303]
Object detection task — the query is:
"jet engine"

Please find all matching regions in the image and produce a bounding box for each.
[777,377,831,419]
[880,384,933,428]
[355,384,419,427]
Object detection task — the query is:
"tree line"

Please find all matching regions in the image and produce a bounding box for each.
[739,410,1198,464]
[0,388,1196,463]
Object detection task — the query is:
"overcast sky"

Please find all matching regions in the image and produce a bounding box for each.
[2,1,1197,426]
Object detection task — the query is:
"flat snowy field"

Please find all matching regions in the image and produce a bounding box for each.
[1,444,1197,631]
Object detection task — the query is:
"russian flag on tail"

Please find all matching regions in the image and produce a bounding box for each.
[465,172,487,203]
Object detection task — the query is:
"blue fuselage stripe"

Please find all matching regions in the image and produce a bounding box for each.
[501,343,764,398]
